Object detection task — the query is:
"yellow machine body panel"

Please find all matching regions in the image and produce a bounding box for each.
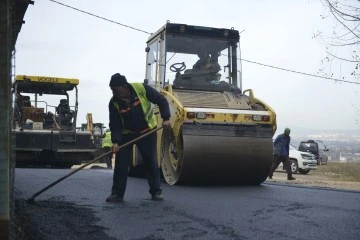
[156,87,276,185]
[15,75,79,85]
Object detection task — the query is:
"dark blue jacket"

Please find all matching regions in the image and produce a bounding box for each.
[273,133,290,156]
[109,83,170,144]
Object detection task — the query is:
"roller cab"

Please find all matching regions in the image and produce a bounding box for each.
[143,22,277,185]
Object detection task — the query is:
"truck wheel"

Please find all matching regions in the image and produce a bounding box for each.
[299,169,310,174]
[290,159,298,174]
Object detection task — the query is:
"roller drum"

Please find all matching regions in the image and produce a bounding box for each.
[161,126,273,185]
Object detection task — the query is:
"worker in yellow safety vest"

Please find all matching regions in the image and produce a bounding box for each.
[106,73,171,203]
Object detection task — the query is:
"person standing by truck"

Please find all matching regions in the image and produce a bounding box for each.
[106,73,171,203]
[268,128,296,180]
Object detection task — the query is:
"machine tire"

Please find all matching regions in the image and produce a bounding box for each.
[290,159,298,174]
[160,128,183,185]
[298,169,310,174]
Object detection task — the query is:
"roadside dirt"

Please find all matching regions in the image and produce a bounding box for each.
[266,171,360,191]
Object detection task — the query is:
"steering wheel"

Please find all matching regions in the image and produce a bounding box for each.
[170,62,186,73]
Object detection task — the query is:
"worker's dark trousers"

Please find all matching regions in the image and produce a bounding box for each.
[268,155,292,178]
[112,132,162,197]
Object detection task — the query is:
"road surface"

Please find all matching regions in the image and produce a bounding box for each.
[14,167,360,240]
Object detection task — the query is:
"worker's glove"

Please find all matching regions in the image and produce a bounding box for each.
[112,143,120,153]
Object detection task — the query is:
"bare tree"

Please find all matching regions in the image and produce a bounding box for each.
[314,1,360,127]
[315,0,360,82]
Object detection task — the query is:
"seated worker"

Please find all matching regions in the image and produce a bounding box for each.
[56,99,70,115]
[192,51,221,74]
[56,99,73,127]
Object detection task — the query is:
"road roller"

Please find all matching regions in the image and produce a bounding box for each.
[136,22,277,185]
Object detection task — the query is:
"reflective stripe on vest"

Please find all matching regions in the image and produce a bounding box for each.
[112,83,157,134]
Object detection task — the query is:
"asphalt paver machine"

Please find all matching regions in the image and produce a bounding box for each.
[12,75,99,168]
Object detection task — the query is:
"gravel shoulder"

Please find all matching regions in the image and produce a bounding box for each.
[266,170,360,192]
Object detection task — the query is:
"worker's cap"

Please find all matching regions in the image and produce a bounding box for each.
[109,73,128,88]
[284,128,291,134]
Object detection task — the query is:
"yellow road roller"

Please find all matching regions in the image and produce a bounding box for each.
[140,22,277,185]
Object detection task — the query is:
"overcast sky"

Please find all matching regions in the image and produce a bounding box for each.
[15,0,360,136]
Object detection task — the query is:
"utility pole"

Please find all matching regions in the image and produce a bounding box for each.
[0,0,12,239]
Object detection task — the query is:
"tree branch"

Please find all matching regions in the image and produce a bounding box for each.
[328,4,360,39]
[326,51,360,62]
[326,0,360,21]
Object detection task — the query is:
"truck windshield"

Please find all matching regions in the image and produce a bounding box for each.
[299,143,318,152]
[165,35,240,92]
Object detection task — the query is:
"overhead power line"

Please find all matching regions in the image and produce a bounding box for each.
[48,0,151,34]
[48,0,360,86]
[241,58,360,85]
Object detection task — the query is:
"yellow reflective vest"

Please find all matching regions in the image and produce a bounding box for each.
[112,83,157,134]
[102,131,112,148]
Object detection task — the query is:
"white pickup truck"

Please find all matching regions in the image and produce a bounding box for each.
[278,145,318,174]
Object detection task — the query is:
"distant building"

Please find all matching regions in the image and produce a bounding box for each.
[339,152,360,162]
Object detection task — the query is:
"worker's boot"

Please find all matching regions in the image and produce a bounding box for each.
[151,193,163,201]
[106,193,123,202]
[287,176,296,180]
